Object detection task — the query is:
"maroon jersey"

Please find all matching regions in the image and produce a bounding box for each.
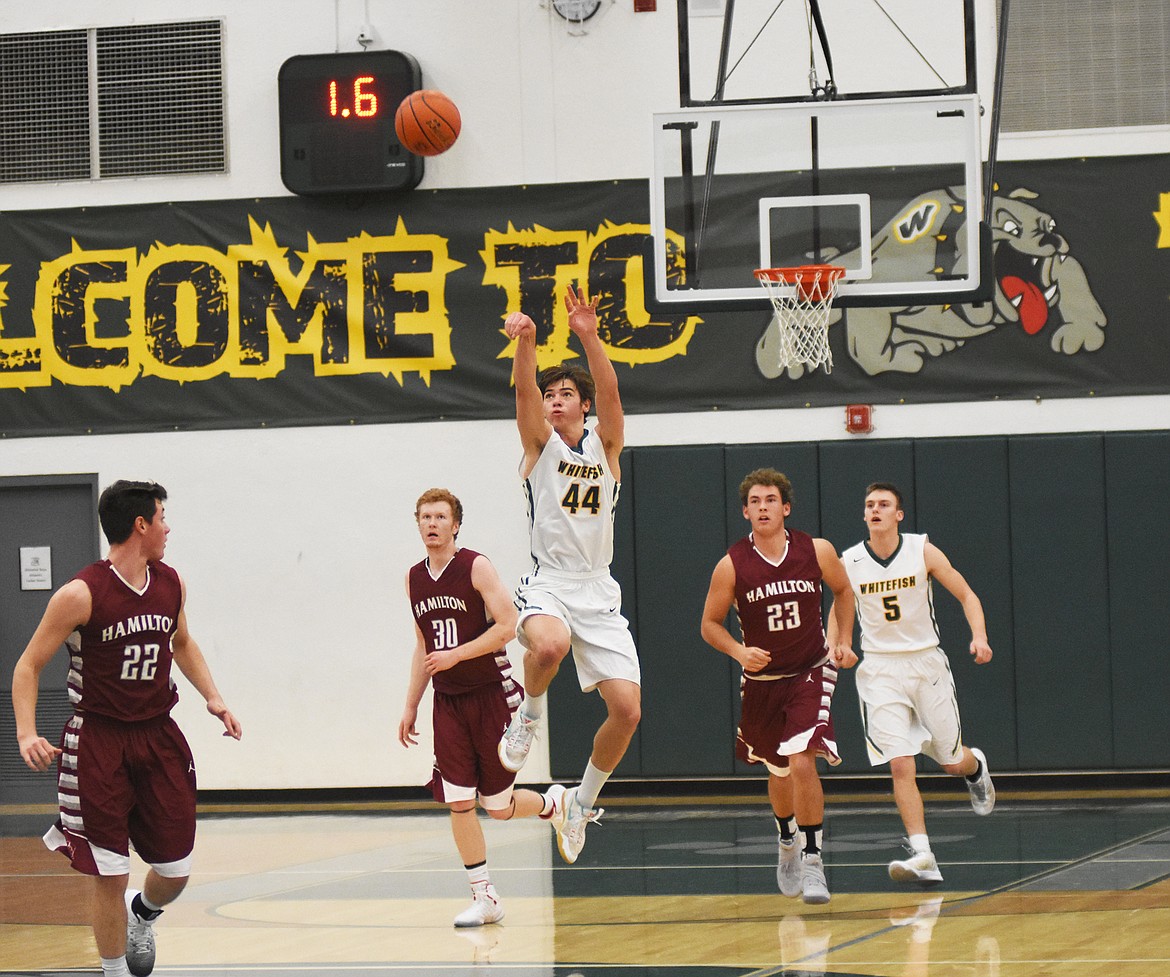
[408,548,513,695]
[729,529,828,675]
[67,560,182,722]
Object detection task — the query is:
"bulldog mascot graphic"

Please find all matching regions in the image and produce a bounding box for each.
[757,186,1107,377]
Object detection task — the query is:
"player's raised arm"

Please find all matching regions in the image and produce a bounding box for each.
[565,285,624,464]
[504,311,551,470]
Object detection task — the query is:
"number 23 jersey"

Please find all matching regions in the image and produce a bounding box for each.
[729,529,827,675]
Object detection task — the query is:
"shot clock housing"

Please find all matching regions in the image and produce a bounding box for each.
[278,50,423,194]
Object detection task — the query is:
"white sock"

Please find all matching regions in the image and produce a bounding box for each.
[466,862,490,891]
[539,790,556,817]
[908,833,931,854]
[101,956,131,977]
[576,761,610,810]
[521,692,546,720]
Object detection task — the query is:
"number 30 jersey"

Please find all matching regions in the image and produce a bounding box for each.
[409,548,512,695]
[729,529,827,675]
[842,532,940,654]
[67,560,182,722]
[522,429,618,575]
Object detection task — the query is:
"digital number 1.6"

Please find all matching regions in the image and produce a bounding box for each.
[327,76,378,118]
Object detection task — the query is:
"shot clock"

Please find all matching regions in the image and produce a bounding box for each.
[278,50,423,194]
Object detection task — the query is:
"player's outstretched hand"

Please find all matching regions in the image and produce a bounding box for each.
[504,312,537,341]
[564,284,599,338]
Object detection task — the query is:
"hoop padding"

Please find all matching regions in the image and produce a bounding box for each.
[754,265,845,373]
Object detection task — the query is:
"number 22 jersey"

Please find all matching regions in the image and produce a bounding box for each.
[67,560,182,722]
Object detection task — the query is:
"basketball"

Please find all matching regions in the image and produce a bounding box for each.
[394,89,461,157]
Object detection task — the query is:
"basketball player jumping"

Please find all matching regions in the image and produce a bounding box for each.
[496,284,640,865]
[832,482,995,886]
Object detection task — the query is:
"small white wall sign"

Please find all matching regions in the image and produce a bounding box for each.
[20,546,52,591]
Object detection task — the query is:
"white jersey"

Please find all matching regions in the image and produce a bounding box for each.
[522,428,619,575]
[842,533,941,654]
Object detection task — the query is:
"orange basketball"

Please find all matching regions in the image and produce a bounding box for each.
[394,89,461,157]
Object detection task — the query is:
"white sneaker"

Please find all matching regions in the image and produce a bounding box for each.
[776,838,801,897]
[498,711,539,773]
[800,853,830,905]
[124,889,157,977]
[966,747,996,816]
[453,885,504,928]
[888,849,944,885]
[550,786,603,864]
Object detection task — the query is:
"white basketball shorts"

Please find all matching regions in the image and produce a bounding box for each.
[855,647,964,767]
[514,568,640,693]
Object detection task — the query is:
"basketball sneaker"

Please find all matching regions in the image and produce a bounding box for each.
[124,889,157,977]
[498,711,540,773]
[453,885,505,928]
[888,848,944,885]
[776,837,801,897]
[550,786,603,864]
[966,747,996,816]
[800,853,830,905]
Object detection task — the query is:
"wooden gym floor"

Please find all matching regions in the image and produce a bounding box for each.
[3,785,1170,977]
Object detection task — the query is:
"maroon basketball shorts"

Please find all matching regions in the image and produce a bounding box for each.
[428,682,519,809]
[736,661,842,773]
[44,711,197,877]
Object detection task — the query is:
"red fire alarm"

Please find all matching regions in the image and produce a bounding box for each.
[845,404,874,434]
[634,0,657,10]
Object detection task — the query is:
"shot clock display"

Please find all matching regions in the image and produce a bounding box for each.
[278,50,423,194]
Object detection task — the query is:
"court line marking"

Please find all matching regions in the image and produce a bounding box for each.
[738,821,1170,977]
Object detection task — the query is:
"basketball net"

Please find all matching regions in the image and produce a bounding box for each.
[754,265,844,374]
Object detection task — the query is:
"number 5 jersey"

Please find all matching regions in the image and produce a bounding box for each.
[841,533,940,654]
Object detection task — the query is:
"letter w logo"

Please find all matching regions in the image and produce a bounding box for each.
[895,200,940,243]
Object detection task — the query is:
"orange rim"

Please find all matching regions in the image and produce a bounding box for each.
[753,264,845,285]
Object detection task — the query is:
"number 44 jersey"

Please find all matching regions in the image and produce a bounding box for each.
[522,429,619,575]
[67,560,183,722]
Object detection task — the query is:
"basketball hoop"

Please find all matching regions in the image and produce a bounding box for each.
[754,265,845,373]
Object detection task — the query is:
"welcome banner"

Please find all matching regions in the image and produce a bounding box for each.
[1,156,1166,437]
